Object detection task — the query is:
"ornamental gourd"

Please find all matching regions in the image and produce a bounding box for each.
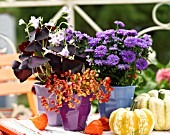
[135,89,170,130]
[109,101,154,135]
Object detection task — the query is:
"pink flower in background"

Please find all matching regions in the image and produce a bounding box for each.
[156,68,170,84]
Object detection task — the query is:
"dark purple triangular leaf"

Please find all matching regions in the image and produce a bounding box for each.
[13,68,32,82]
[19,41,33,55]
[25,41,43,52]
[28,56,50,68]
[35,27,49,41]
[19,53,31,61]
[68,45,76,56]
[47,46,63,53]
[19,59,30,69]
[62,58,83,74]
[12,60,21,69]
[75,48,86,58]
[45,53,63,74]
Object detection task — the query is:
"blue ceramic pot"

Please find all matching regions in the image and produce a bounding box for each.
[98,86,135,118]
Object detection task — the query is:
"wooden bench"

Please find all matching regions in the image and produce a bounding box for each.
[0,53,38,116]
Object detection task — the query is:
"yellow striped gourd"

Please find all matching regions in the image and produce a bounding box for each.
[109,101,155,135]
[135,89,170,130]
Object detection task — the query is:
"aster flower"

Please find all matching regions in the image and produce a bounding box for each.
[120,50,136,63]
[94,45,107,58]
[136,38,148,48]
[136,58,148,70]
[85,20,152,86]
[124,37,137,47]
[88,38,100,46]
[107,54,119,66]
[94,60,103,66]
[118,64,130,70]
[114,21,125,27]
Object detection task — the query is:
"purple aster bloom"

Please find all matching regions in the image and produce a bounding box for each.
[102,60,108,65]
[94,59,103,66]
[84,48,94,52]
[120,50,136,63]
[82,33,90,39]
[114,21,125,27]
[117,29,126,36]
[88,38,100,46]
[107,54,120,66]
[103,40,109,44]
[104,29,115,36]
[136,38,148,48]
[94,45,107,58]
[65,28,73,41]
[125,29,138,36]
[113,37,122,42]
[109,44,118,51]
[118,64,130,70]
[96,31,107,38]
[75,31,84,40]
[124,37,137,47]
[143,34,152,46]
[87,59,93,66]
[136,58,148,70]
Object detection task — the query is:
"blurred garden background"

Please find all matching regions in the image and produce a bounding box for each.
[0,2,169,111]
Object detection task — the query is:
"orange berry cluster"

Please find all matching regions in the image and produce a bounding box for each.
[41,68,114,112]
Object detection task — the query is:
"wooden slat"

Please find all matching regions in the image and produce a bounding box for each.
[0,68,17,81]
[0,53,20,66]
[0,81,35,96]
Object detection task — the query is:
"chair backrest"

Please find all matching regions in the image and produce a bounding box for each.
[0,53,38,116]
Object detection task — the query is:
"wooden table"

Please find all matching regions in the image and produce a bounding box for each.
[0,115,170,135]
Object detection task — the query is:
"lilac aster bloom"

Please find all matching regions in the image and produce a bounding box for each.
[114,21,125,27]
[117,29,126,36]
[120,50,136,63]
[88,38,100,46]
[94,59,103,66]
[104,29,115,36]
[96,31,107,38]
[103,40,109,44]
[143,34,152,46]
[94,45,107,58]
[113,37,122,42]
[75,31,84,40]
[124,37,137,47]
[118,64,130,70]
[109,44,118,51]
[107,54,120,66]
[136,38,148,48]
[136,58,148,70]
[125,29,138,36]
[65,28,73,41]
[84,48,94,52]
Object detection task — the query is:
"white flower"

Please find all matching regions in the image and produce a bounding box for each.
[29,16,40,29]
[57,46,69,57]
[49,33,60,45]
[19,19,25,25]
[67,82,72,85]
[42,47,52,55]
[44,21,55,27]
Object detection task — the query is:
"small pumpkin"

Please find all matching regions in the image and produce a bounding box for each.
[135,89,170,130]
[109,101,154,135]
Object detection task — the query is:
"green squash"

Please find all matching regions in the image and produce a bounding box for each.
[135,89,170,130]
